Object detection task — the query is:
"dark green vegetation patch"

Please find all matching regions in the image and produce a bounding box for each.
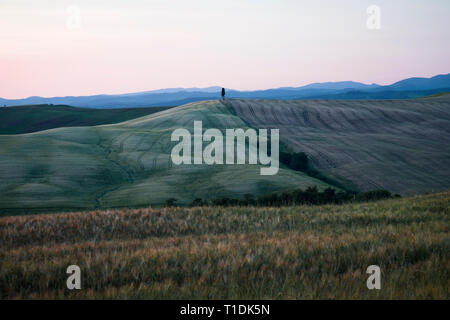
[0,104,173,134]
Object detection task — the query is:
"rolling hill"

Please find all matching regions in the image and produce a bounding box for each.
[231,97,450,195]
[0,100,331,213]
[387,74,450,91]
[0,96,449,213]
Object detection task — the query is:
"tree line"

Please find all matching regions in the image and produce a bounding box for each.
[165,187,398,207]
[164,151,398,207]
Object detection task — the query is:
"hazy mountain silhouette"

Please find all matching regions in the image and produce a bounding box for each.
[1,74,449,108]
[382,74,450,91]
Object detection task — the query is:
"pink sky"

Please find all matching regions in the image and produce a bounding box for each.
[1,0,449,99]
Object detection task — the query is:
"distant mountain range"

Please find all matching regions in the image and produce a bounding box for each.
[1,74,449,108]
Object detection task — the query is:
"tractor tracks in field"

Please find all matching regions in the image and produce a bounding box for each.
[94,128,135,208]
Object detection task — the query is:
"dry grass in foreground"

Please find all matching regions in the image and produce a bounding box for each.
[0,192,449,299]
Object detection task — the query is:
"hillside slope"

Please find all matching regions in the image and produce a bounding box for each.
[0,101,330,212]
[231,97,450,195]
[1,97,449,212]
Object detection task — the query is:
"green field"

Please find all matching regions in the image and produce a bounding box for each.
[0,97,449,213]
[232,98,450,194]
[0,104,173,134]
[0,100,330,213]
[0,192,448,299]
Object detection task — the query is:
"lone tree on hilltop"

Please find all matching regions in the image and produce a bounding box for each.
[221,87,226,100]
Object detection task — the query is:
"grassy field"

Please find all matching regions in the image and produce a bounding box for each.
[0,104,173,134]
[0,191,448,299]
[1,97,450,212]
[0,100,330,212]
[231,97,450,194]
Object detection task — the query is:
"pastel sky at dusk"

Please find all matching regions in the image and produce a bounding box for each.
[1,0,449,98]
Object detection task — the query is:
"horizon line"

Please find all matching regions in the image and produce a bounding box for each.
[1,72,449,100]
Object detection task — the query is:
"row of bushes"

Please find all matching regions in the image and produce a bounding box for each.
[165,187,398,207]
[164,152,397,208]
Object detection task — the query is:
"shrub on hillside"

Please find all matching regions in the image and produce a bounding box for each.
[356,189,392,202]
[280,152,309,172]
[190,198,206,207]
[165,198,178,207]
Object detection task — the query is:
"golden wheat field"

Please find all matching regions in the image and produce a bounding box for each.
[0,191,449,299]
